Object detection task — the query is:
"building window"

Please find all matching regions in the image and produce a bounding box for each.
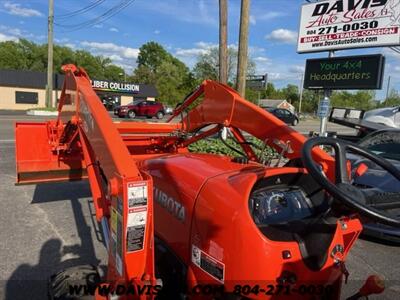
[15,91,38,104]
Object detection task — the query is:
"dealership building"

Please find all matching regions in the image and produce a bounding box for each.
[0,69,158,110]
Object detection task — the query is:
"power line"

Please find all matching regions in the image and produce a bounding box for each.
[390,47,400,54]
[56,0,105,19]
[55,0,131,29]
[55,0,135,32]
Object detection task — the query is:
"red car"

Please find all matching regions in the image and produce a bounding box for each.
[114,100,165,119]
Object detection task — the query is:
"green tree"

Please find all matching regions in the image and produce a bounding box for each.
[380,89,400,107]
[131,65,157,84]
[136,41,169,73]
[104,64,126,81]
[193,46,255,85]
[244,88,259,104]
[156,61,188,104]
[282,84,299,104]
[0,39,127,80]
[263,82,285,99]
[301,89,320,113]
[330,90,376,110]
[0,39,35,70]
[133,42,196,105]
[53,45,76,72]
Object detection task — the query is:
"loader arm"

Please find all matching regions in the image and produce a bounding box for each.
[169,80,335,176]
[15,65,156,298]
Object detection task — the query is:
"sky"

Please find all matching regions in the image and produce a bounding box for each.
[0,0,399,100]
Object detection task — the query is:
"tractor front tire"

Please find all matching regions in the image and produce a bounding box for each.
[48,265,101,300]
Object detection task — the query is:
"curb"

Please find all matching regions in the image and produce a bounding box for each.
[27,110,58,116]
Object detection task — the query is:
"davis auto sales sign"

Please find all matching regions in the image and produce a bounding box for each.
[298,0,400,53]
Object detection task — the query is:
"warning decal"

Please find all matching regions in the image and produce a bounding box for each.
[126,226,145,252]
[128,182,148,207]
[126,182,148,253]
[192,245,225,283]
[128,208,147,227]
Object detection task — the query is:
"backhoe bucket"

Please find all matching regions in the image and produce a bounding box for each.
[15,122,86,184]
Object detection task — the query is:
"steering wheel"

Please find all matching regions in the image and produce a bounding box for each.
[302,137,400,228]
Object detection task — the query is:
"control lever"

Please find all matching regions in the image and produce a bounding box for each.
[273,139,292,167]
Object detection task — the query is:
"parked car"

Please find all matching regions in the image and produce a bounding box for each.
[348,129,400,242]
[115,100,165,119]
[101,96,119,111]
[266,108,299,126]
[363,106,400,128]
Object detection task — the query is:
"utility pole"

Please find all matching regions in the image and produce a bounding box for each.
[385,75,391,103]
[219,0,228,84]
[46,0,54,108]
[236,0,250,97]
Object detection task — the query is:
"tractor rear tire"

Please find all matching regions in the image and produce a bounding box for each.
[48,265,101,300]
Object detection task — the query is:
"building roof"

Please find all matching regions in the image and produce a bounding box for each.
[259,99,287,108]
[0,69,62,89]
[0,69,158,97]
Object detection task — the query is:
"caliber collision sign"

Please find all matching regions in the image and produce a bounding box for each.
[298,0,400,53]
[304,54,385,90]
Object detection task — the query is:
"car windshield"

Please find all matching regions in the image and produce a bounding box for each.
[366,143,400,161]
[128,100,143,106]
[359,130,400,162]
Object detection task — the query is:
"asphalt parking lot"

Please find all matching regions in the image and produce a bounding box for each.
[0,112,398,299]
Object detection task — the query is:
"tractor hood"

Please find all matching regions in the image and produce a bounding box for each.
[140,153,264,262]
[142,153,263,202]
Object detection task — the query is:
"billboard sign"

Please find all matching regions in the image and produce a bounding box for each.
[298,0,400,53]
[304,54,385,90]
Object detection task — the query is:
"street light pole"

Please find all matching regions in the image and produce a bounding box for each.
[46,0,54,108]
[319,50,334,137]
[385,75,391,103]
[299,72,304,114]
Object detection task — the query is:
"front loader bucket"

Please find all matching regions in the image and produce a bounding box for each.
[15,122,86,184]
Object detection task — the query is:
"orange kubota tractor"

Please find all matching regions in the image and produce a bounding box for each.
[15,65,400,300]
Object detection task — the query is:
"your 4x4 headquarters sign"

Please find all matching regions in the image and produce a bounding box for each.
[304,54,385,89]
[298,0,400,53]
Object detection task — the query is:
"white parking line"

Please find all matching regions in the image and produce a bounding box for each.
[0,117,49,121]
[0,139,15,143]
